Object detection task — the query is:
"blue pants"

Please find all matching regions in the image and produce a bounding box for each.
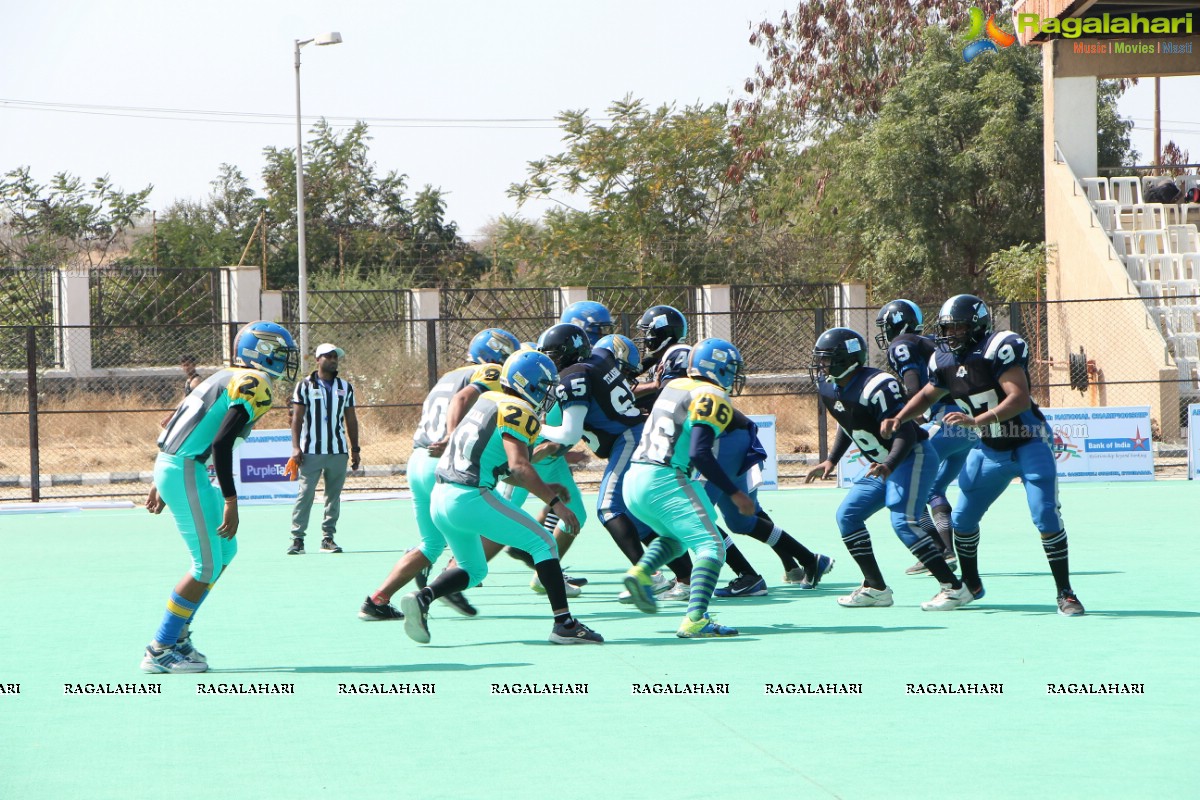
[951,432,1064,534]
[835,441,938,547]
[924,405,979,504]
[597,428,653,539]
[706,427,761,534]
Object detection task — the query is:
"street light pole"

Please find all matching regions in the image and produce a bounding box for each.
[293,31,342,367]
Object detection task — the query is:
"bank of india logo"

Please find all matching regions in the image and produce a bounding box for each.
[963,7,1017,62]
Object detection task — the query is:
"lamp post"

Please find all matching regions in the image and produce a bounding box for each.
[294,31,343,366]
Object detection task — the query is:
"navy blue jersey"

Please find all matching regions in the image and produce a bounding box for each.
[888,333,955,413]
[557,351,644,458]
[819,367,927,465]
[929,331,1045,451]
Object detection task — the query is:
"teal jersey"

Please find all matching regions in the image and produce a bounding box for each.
[436,391,541,489]
[413,364,504,449]
[632,377,734,472]
[157,367,274,460]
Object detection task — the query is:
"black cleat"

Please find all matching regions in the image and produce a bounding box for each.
[439,591,478,617]
[549,619,604,645]
[320,537,343,553]
[358,596,404,621]
[1057,589,1085,617]
[287,538,304,555]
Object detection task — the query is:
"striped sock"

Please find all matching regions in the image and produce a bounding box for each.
[686,557,723,622]
[842,528,885,589]
[1040,530,1071,591]
[639,537,681,575]
[955,529,982,588]
[154,592,199,647]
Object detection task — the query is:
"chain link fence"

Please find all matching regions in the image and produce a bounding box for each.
[3,292,1195,501]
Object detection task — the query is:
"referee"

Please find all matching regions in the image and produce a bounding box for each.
[288,342,360,555]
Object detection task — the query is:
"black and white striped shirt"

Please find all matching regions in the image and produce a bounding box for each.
[292,372,356,455]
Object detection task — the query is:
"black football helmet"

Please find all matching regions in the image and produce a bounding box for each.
[809,327,868,384]
[936,294,993,356]
[634,305,688,360]
[537,323,592,370]
[874,299,924,350]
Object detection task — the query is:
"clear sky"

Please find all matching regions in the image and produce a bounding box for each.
[2,1,1197,241]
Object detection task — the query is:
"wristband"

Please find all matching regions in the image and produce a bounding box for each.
[351,447,361,453]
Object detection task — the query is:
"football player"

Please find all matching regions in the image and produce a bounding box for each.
[142,321,298,673]
[358,328,519,623]
[560,300,615,347]
[882,295,1084,616]
[538,333,695,601]
[874,298,974,572]
[806,327,972,611]
[620,338,753,637]
[633,305,833,595]
[402,350,603,645]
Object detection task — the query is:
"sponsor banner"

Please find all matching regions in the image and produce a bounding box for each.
[211,429,296,504]
[1189,404,1200,480]
[837,405,1155,487]
[1043,406,1153,482]
[746,415,778,491]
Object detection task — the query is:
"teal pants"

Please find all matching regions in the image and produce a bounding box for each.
[153,452,237,583]
[622,462,726,562]
[431,481,559,588]
[495,456,587,535]
[407,447,447,563]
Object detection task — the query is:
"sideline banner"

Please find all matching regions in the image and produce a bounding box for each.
[837,405,1155,487]
[1189,404,1200,480]
[746,415,778,491]
[218,429,297,504]
[1043,406,1153,482]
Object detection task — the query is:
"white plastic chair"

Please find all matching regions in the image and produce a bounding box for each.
[1111,230,1134,258]
[1151,255,1181,282]
[1081,177,1110,205]
[1167,224,1200,254]
[1131,203,1166,230]
[1180,254,1200,281]
[1134,229,1167,256]
[1094,199,1121,232]
[1110,176,1143,211]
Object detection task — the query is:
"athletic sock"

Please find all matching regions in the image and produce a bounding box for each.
[842,528,885,590]
[908,537,959,586]
[1041,530,1072,592]
[721,532,757,578]
[426,567,470,601]
[918,510,939,542]
[749,518,817,572]
[639,537,682,574]
[954,529,981,589]
[533,559,569,613]
[153,592,199,648]
[686,557,723,622]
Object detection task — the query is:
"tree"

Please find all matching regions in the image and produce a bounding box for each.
[505,96,787,285]
[842,27,1045,298]
[0,167,152,269]
[1097,80,1138,170]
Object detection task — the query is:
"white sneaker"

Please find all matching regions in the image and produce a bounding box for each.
[531,574,582,598]
[783,567,806,584]
[140,644,207,674]
[921,582,974,611]
[660,581,691,601]
[617,570,672,603]
[837,585,894,608]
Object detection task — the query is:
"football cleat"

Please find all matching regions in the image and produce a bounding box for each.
[140,644,207,674]
[920,582,975,611]
[549,620,604,645]
[399,592,432,644]
[676,613,738,638]
[358,596,404,621]
[713,574,768,598]
[621,566,659,613]
[837,585,894,607]
[1057,589,1085,617]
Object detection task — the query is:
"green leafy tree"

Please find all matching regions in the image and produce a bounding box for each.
[985,241,1050,302]
[0,167,152,268]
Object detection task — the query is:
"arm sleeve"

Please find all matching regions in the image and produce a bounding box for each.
[901,368,923,399]
[539,402,586,446]
[728,408,752,431]
[881,420,921,472]
[689,425,741,497]
[211,405,250,499]
[828,428,852,465]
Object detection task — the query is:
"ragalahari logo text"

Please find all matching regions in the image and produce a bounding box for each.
[963,7,1017,62]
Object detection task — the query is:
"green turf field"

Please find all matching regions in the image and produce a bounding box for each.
[1,481,1196,799]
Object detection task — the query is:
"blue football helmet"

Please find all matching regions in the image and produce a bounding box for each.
[560,301,614,346]
[467,328,520,364]
[593,334,641,380]
[501,349,559,416]
[688,338,746,395]
[234,321,298,380]
[874,299,923,350]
